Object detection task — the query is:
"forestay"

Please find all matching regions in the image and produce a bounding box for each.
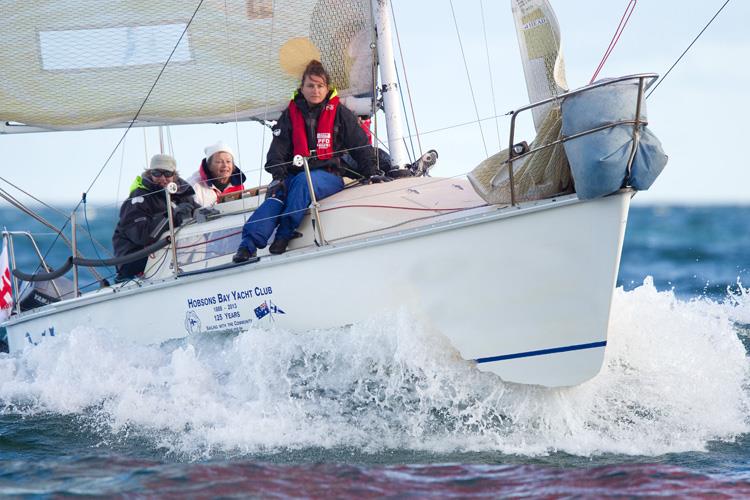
[0,0,374,132]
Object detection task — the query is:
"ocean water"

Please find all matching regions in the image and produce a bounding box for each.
[1,204,750,497]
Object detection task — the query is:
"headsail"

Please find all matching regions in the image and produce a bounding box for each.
[510,0,568,131]
[0,0,374,132]
[468,0,572,205]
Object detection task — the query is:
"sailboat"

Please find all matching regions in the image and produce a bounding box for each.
[0,0,665,387]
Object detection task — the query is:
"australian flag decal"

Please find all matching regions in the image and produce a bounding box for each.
[254,301,270,319]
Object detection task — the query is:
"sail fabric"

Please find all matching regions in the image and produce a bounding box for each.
[511,0,568,132]
[468,0,572,205]
[0,0,374,131]
[561,79,668,200]
[468,107,572,205]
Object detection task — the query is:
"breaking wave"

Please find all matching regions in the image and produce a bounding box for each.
[1,279,749,460]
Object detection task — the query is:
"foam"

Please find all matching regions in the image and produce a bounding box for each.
[1,279,748,459]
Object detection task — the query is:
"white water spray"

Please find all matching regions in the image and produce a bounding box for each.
[1,279,748,458]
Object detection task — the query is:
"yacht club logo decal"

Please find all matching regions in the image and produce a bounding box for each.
[25,326,56,345]
[183,284,283,332]
[184,310,202,334]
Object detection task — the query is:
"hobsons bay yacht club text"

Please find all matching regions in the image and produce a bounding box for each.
[186,285,273,309]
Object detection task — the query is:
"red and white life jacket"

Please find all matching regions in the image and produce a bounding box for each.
[288,91,339,160]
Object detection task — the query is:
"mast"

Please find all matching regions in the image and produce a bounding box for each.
[373,0,410,167]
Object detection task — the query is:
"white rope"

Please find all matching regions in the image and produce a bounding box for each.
[480,0,502,152]
[448,0,488,157]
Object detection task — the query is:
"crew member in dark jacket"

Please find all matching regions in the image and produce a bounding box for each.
[232,59,379,262]
[112,154,197,281]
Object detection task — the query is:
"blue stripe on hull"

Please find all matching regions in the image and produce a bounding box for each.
[475,341,607,364]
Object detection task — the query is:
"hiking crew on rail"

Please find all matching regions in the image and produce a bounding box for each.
[112,154,198,282]
[232,59,379,263]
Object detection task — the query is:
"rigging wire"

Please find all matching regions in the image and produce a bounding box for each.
[158,126,165,153]
[142,128,149,167]
[0,176,68,218]
[82,0,206,198]
[27,0,207,277]
[0,187,68,232]
[223,0,243,168]
[646,0,731,100]
[389,0,423,160]
[166,126,175,156]
[81,193,110,262]
[589,0,637,84]
[0,186,109,281]
[0,184,111,260]
[479,0,502,152]
[448,0,488,157]
[411,111,512,139]
[391,57,416,163]
[115,134,127,208]
[257,0,278,200]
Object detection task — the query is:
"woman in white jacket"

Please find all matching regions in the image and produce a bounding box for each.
[187,142,246,207]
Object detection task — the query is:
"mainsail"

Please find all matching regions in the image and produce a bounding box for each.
[0,0,374,132]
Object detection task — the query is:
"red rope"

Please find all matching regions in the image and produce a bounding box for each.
[589,0,637,84]
[173,203,488,251]
[320,203,488,213]
[175,230,242,250]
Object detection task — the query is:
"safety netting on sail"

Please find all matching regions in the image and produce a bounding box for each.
[0,0,374,131]
[469,0,572,204]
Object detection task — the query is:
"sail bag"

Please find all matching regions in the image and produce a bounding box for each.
[561,79,668,200]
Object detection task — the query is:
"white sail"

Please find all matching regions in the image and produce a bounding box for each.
[0,0,374,132]
[511,0,568,131]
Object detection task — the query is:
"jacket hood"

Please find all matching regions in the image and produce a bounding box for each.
[130,174,195,196]
[199,158,246,187]
[291,88,338,112]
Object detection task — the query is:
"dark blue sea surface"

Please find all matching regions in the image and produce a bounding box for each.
[1,204,750,497]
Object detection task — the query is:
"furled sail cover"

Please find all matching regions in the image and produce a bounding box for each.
[0,0,374,131]
[511,0,568,131]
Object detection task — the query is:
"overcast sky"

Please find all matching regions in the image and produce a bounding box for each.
[1,0,745,208]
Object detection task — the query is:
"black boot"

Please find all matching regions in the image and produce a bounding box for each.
[232,246,257,263]
[269,237,290,255]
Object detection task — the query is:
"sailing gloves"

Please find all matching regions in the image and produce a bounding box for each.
[173,202,196,226]
[265,178,286,201]
[363,169,392,184]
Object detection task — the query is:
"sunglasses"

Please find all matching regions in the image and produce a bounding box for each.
[150,169,175,178]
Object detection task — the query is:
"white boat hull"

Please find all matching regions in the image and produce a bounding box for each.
[4,188,630,387]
